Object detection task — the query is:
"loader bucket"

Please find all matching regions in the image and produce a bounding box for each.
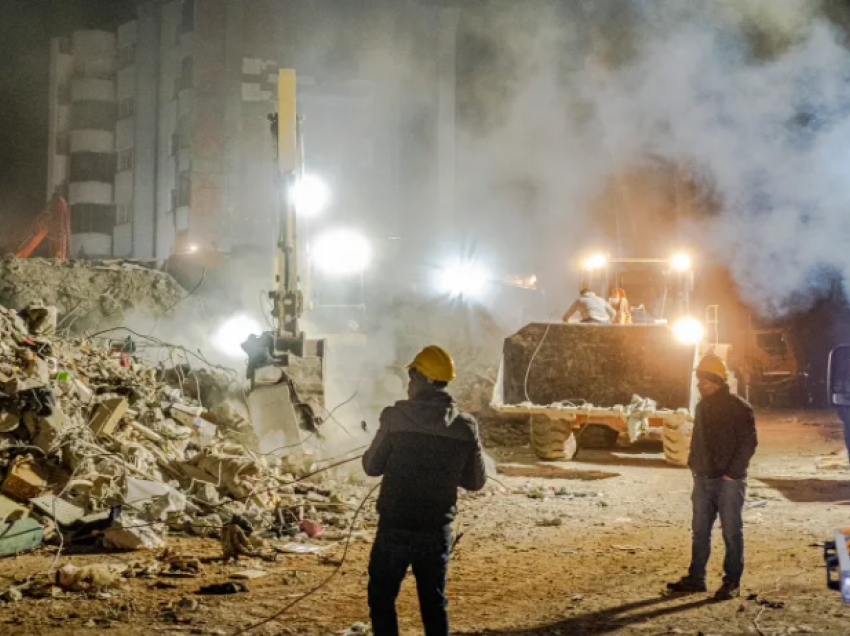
[500,323,697,409]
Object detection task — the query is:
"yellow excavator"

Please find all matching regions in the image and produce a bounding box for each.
[240,70,327,451]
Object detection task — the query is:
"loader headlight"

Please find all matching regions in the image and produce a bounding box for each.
[212,314,263,359]
[670,252,692,272]
[582,253,607,271]
[312,228,372,276]
[672,317,704,345]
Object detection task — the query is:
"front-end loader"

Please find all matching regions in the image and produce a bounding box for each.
[491,251,731,467]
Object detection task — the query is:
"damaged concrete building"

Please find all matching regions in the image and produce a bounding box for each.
[45,0,463,263]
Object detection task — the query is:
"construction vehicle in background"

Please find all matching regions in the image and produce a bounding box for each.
[491,251,729,467]
[240,70,327,450]
[735,319,801,407]
[15,190,70,260]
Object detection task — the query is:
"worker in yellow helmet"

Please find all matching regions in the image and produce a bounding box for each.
[668,353,757,601]
[363,344,486,636]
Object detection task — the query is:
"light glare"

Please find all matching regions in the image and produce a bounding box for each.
[292,174,330,217]
[212,315,263,359]
[312,228,372,276]
[671,252,692,272]
[672,317,704,345]
[438,261,489,299]
[583,253,607,270]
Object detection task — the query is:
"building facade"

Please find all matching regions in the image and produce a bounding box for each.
[46,0,457,263]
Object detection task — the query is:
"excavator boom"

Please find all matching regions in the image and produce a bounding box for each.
[15,193,69,260]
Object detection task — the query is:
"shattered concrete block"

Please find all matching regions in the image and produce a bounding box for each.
[127,420,164,443]
[73,379,93,404]
[56,563,128,591]
[188,513,223,537]
[1,457,50,501]
[103,516,167,551]
[33,406,66,454]
[89,398,129,437]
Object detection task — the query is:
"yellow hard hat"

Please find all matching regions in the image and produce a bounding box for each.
[695,353,728,380]
[408,345,456,383]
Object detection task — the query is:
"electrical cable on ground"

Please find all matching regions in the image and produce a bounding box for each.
[230,481,382,636]
[523,317,555,403]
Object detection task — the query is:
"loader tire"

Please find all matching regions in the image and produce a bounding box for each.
[577,424,620,449]
[662,418,693,467]
[530,415,578,461]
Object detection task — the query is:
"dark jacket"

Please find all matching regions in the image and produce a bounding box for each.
[688,384,757,479]
[362,382,487,532]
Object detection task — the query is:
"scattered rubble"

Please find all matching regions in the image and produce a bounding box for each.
[0,300,372,591]
[0,257,188,331]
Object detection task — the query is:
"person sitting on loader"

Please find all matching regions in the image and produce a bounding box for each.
[563,286,617,324]
[609,288,632,324]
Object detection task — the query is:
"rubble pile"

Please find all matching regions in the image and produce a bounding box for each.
[0,257,188,331]
[0,301,367,563]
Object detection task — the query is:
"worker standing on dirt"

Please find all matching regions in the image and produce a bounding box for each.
[667,354,757,601]
[563,286,617,324]
[363,345,487,636]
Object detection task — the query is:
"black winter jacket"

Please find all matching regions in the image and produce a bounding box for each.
[362,383,487,532]
[688,384,757,479]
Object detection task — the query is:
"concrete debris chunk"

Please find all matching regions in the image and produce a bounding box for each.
[89,397,129,437]
[103,516,167,551]
[1,457,50,501]
[56,563,128,591]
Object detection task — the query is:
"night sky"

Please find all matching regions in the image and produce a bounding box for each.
[0,0,135,245]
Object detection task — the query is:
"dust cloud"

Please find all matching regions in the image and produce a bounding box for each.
[453,0,850,317]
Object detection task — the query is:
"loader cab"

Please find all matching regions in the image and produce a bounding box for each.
[579,254,694,324]
[739,318,801,407]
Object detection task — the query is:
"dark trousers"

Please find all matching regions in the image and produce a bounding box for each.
[368,526,452,636]
[688,475,747,585]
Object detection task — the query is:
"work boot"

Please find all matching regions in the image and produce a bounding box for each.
[713,582,740,601]
[666,576,707,594]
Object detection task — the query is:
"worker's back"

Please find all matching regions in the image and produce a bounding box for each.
[363,383,486,531]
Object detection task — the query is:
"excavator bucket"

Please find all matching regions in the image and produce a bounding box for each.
[245,339,326,454]
[500,323,697,410]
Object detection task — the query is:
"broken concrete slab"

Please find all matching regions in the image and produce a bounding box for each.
[89,397,129,437]
[0,517,44,558]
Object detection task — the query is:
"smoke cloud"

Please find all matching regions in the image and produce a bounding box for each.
[455,0,850,317]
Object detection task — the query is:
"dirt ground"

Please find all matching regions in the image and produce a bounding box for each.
[3,409,850,636]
